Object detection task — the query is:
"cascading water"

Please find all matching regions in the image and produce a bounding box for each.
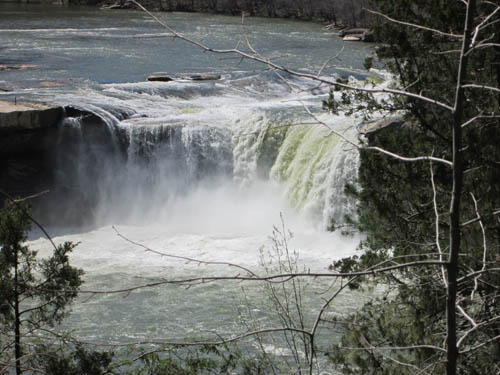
[270,115,359,229]
[2,5,385,369]
[46,82,360,230]
[24,77,367,349]
[53,111,235,225]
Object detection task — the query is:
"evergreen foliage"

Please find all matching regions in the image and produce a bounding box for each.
[327,0,500,373]
[133,345,277,374]
[2,2,499,373]
[0,201,84,374]
[32,344,114,375]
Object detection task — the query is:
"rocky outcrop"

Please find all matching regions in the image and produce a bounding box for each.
[0,82,17,92]
[147,73,175,82]
[339,28,374,42]
[146,73,221,82]
[359,115,421,142]
[359,116,404,136]
[190,73,221,81]
[0,100,64,158]
[0,100,115,225]
[0,100,64,206]
[0,100,63,132]
[0,64,37,71]
[339,28,368,37]
[100,0,133,9]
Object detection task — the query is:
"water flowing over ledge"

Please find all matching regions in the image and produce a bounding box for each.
[16,75,361,230]
[0,5,388,354]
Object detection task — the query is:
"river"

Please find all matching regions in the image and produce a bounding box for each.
[1,4,381,372]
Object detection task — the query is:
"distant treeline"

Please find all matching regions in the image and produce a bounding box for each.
[6,0,374,27]
[93,0,374,27]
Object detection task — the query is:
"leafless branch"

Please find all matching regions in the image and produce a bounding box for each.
[130,1,454,113]
[458,315,500,348]
[462,84,500,94]
[457,268,500,283]
[469,193,488,300]
[365,8,463,39]
[0,360,46,375]
[0,190,57,251]
[459,334,500,354]
[335,344,446,353]
[27,259,447,297]
[365,146,452,166]
[461,114,500,128]
[112,226,258,277]
[430,160,448,286]
[461,209,500,227]
[299,104,453,167]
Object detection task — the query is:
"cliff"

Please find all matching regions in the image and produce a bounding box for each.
[0,101,115,224]
[0,100,63,204]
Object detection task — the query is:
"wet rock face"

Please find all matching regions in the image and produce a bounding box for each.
[0,100,63,204]
[0,100,63,132]
[0,101,118,225]
[0,134,58,222]
[0,98,235,226]
[0,100,63,163]
[0,101,64,159]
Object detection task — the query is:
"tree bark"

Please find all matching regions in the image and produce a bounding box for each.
[447,1,475,374]
[14,247,22,375]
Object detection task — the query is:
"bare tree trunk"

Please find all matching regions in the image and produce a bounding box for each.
[14,249,22,375]
[350,0,356,27]
[447,1,475,374]
[495,39,500,108]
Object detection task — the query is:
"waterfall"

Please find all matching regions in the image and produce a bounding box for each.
[6,7,382,358]
[40,78,362,230]
[48,105,235,226]
[269,116,359,230]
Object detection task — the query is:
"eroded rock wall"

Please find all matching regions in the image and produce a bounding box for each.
[0,102,118,225]
[0,101,62,200]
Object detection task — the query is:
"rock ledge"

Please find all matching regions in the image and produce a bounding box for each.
[0,100,63,132]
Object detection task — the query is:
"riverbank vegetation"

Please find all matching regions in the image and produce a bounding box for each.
[327,0,500,373]
[1,0,499,374]
[80,0,374,27]
[111,0,500,372]
[0,199,84,375]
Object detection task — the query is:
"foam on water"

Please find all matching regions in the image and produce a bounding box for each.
[4,6,391,357]
[28,174,362,345]
[37,66,366,233]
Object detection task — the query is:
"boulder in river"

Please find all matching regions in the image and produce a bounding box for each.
[0,64,37,71]
[147,73,174,82]
[339,28,370,37]
[343,35,362,41]
[101,1,134,10]
[147,73,221,82]
[339,28,374,43]
[189,73,221,81]
[0,82,16,92]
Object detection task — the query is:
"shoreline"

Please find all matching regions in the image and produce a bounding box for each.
[98,1,372,29]
[0,1,371,28]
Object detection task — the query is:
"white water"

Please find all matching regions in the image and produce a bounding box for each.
[3,6,390,368]
[25,73,368,355]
